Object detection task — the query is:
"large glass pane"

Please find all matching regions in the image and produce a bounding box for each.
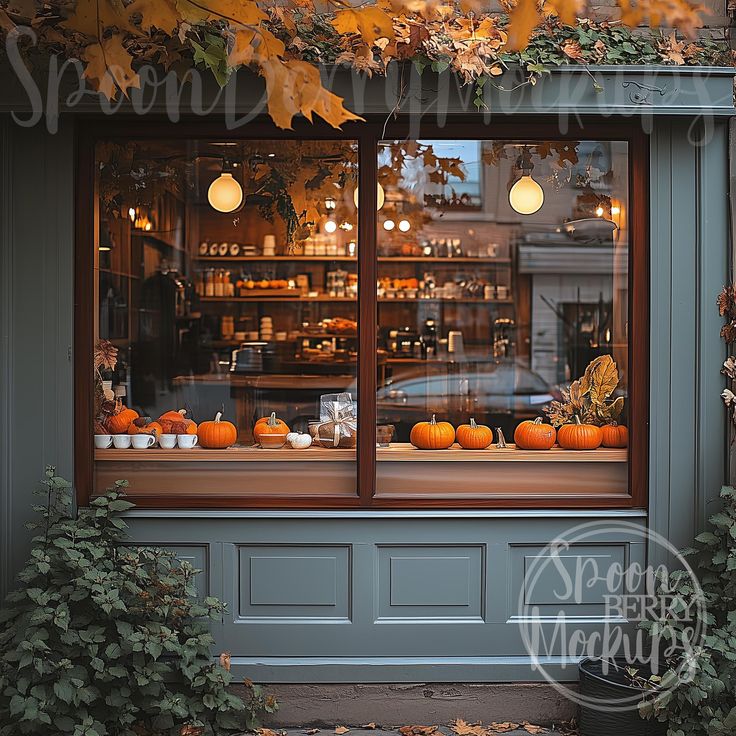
[94,139,359,497]
[376,139,630,498]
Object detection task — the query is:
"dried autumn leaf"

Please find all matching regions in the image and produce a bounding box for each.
[561,39,584,61]
[127,0,180,34]
[335,728,350,735]
[722,356,736,379]
[717,285,736,316]
[399,727,442,736]
[521,724,547,735]
[362,725,377,731]
[228,28,256,66]
[83,36,141,100]
[487,725,519,734]
[598,395,625,421]
[219,651,231,671]
[261,58,363,130]
[304,730,320,735]
[506,0,540,51]
[588,355,619,405]
[207,0,267,28]
[722,322,736,344]
[451,719,487,736]
[62,0,139,38]
[332,6,395,47]
[618,0,703,38]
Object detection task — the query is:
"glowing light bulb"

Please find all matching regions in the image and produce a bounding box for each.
[509,175,544,215]
[339,221,354,231]
[324,219,337,233]
[383,219,395,231]
[208,172,243,213]
[353,183,385,210]
[398,219,411,232]
[611,205,621,216]
[595,205,605,217]
[128,207,136,221]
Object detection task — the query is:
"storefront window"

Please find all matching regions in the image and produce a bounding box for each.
[87,129,640,507]
[94,138,359,496]
[375,138,630,497]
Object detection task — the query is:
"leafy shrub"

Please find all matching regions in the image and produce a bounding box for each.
[0,468,276,735]
[639,485,736,736]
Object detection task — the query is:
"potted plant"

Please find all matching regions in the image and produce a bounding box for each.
[0,468,276,735]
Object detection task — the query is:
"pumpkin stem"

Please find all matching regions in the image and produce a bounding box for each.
[469,418,477,429]
[430,414,437,425]
[496,428,507,448]
[214,412,222,423]
[533,417,543,424]
[267,411,279,427]
[573,415,582,425]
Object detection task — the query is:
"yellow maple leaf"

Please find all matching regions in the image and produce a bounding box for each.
[332,6,395,47]
[62,0,138,38]
[205,0,267,27]
[260,58,363,130]
[127,0,180,34]
[253,28,286,61]
[82,36,140,99]
[506,0,540,51]
[228,28,256,66]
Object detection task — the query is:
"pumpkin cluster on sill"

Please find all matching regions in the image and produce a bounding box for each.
[94,355,628,452]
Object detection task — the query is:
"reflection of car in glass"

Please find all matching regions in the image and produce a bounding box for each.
[376,360,559,441]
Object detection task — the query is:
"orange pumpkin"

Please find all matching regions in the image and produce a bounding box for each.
[107,407,139,434]
[157,409,197,435]
[557,417,603,450]
[254,412,290,442]
[456,418,493,449]
[410,415,455,450]
[128,417,163,438]
[197,412,237,449]
[601,423,628,448]
[514,417,556,450]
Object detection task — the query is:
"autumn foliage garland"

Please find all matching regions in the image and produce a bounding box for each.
[0,0,725,130]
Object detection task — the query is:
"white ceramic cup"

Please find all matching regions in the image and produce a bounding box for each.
[159,433,177,449]
[112,434,132,449]
[94,434,113,449]
[177,434,198,449]
[131,434,156,449]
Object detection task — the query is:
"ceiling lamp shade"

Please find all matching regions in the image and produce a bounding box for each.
[353,183,385,210]
[208,160,243,213]
[508,147,544,216]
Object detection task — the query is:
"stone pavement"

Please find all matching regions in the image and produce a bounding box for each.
[256,723,578,736]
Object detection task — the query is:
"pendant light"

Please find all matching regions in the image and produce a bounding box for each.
[508,147,544,216]
[353,183,385,210]
[208,159,244,213]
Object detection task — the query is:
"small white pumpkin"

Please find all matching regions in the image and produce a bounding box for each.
[289,432,312,449]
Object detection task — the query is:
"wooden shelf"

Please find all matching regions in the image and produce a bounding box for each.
[196,255,356,262]
[194,256,510,264]
[200,296,356,303]
[379,257,512,264]
[199,296,509,304]
[95,444,626,463]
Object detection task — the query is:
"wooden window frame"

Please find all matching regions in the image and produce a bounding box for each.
[76,117,649,510]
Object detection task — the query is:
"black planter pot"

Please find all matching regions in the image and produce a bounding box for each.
[578,657,668,736]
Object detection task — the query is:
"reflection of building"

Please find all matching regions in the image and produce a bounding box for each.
[518,241,629,386]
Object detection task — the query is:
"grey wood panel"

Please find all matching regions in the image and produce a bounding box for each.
[0,117,74,601]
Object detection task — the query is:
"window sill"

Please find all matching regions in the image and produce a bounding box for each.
[93,444,630,508]
[94,444,627,462]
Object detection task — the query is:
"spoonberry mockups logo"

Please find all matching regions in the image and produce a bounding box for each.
[517,520,707,714]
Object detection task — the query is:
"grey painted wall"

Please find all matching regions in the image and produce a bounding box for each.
[0,114,729,681]
[0,116,74,600]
